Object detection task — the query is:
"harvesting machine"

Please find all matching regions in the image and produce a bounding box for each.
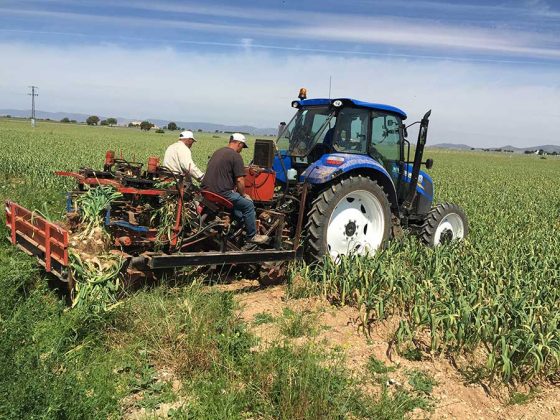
[5,89,468,288]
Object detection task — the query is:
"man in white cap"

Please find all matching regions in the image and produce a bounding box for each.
[202,133,268,244]
[162,130,204,181]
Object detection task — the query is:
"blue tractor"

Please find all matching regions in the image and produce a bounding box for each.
[267,89,468,262]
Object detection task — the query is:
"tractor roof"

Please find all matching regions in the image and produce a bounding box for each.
[297,98,407,120]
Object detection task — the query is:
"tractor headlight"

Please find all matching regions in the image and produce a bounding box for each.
[291,101,300,108]
[332,100,343,108]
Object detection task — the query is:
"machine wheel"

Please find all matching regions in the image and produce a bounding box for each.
[306,175,392,261]
[420,203,468,246]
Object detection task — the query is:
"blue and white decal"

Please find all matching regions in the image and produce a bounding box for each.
[395,163,434,201]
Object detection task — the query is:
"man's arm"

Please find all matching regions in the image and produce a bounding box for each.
[236,176,245,196]
[232,152,248,197]
[189,163,204,181]
[179,146,204,180]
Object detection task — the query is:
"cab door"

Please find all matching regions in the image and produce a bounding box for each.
[369,112,403,186]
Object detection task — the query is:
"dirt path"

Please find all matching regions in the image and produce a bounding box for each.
[226,282,560,420]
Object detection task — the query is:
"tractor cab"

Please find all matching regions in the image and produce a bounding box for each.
[273,93,434,217]
[276,98,405,175]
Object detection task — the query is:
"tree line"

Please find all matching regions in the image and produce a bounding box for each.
[61,115,200,133]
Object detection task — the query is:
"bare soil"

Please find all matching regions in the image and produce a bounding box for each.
[122,279,559,419]
[227,281,560,420]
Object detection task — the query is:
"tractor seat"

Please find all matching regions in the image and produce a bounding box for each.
[201,190,234,210]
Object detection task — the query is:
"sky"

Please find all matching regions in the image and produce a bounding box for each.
[1,0,559,147]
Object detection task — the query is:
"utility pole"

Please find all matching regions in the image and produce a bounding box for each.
[28,85,38,127]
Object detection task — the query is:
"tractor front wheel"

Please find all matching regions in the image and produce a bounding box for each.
[306,175,392,261]
[420,203,468,246]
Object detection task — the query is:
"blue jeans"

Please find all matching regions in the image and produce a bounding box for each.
[220,190,257,238]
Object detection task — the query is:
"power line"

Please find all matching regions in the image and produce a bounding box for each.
[28,85,38,126]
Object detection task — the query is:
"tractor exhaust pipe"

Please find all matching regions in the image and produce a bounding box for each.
[403,110,431,212]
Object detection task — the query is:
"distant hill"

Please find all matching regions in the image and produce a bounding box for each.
[0,109,277,136]
[499,145,525,152]
[431,142,560,153]
[0,109,92,123]
[499,144,560,154]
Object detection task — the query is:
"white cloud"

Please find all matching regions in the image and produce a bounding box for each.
[2,6,560,60]
[290,24,560,59]
[0,42,559,147]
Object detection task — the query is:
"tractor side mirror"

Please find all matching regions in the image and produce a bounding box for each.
[278,122,286,137]
[425,158,434,169]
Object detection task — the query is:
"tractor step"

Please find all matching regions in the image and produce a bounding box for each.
[5,201,69,280]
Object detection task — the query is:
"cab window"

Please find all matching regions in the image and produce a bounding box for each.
[276,107,334,156]
[370,114,401,164]
[332,108,370,154]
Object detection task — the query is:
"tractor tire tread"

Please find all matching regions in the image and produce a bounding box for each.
[419,202,468,247]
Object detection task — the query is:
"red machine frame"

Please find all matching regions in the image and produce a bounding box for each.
[5,201,69,278]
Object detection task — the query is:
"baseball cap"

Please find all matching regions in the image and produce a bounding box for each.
[179,130,196,141]
[231,132,248,148]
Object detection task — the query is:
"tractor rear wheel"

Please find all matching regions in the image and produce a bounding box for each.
[306,175,392,261]
[420,203,468,246]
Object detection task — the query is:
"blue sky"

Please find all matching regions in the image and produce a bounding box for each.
[1,0,559,147]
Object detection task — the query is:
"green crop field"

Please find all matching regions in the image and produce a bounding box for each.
[291,144,560,383]
[0,118,559,417]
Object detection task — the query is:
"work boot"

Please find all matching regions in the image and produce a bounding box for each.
[247,234,269,245]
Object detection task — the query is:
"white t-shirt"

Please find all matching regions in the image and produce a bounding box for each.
[162,141,204,180]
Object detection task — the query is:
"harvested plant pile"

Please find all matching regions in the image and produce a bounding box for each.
[75,185,122,239]
[69,251,123,311]
[68,185,124,311]
[150,181,200,248]
[151,193,178,246]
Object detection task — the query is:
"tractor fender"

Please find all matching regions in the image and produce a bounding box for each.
[300,153,399,211]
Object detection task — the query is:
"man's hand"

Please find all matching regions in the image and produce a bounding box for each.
[248,165,263,175]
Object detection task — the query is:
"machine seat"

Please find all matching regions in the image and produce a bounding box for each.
[201,190,233,210]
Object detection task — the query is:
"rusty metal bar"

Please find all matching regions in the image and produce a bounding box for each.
[62,229,69,265]
[8,202,17,244]
[148,249,299,269]
[171,183,184,248]
[293,183,309,250]
[45,223,51,272]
